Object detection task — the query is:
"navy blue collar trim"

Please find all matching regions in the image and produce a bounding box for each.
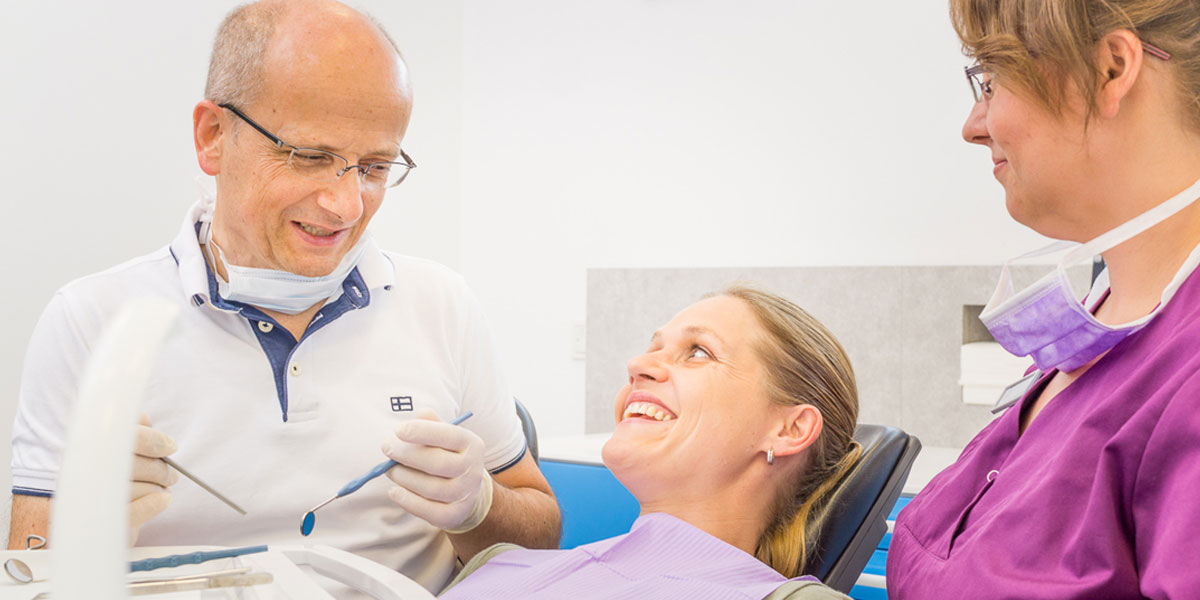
[196,243,372,422]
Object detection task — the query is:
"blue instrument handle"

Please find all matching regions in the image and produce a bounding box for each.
[338,458,396,497]
[336,411,475,499]
[128,544,268,572]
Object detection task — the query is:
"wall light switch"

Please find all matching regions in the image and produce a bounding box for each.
[571,322,586,361]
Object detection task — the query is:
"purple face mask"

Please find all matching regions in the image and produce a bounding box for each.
[980,176,1200,373]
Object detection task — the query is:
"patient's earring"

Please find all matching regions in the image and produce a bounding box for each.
[766,447,775,465]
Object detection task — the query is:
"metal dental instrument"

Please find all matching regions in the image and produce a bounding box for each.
[5,546,268,585]
[30,570,273,598]
[5,559,42,584]
[129,567,251,583]
[162,456,247,515]
[128,544,268,572]
[4,536,50,584]
[301,411,475,536]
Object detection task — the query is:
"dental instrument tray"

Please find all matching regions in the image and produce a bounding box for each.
[0,544,437,599]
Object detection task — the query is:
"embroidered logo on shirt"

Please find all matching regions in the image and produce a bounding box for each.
[390,396,414,412]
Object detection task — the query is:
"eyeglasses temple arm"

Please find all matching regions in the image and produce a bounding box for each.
[217,103,288,148]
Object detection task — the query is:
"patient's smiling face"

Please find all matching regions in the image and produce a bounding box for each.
[602,295,783,503]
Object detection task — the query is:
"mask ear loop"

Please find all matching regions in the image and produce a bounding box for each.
[197,216,234,291]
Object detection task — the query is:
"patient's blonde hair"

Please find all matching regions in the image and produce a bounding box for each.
[715,285,860,578]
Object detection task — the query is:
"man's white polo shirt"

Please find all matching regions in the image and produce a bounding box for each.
[11,198,526,592]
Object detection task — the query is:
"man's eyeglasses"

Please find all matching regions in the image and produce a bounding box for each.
[219,103,416,190]
[964,41,1172,103]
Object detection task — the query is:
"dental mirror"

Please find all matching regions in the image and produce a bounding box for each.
[301,511,316,536]
[6,535,49,584]
[4,558,39,584]
[300,411,474,537]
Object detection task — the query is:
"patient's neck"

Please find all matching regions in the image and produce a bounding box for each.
[639,482,775,555]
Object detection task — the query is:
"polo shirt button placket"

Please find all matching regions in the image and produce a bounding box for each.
[258,321,274,333]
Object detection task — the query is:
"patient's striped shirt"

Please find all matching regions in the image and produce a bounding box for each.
[439,512,842,599]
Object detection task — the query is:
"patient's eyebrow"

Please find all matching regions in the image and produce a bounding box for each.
[648,326,725,346]
[683,326,725,346]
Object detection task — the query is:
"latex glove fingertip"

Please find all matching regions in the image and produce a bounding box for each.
[387,486,406,505]
[392,422,413,440]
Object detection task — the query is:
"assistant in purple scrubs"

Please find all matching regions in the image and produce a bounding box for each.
[887,2,1200,599]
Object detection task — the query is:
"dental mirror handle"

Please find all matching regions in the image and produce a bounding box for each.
[337,459,395,498]
[335,411,475,499]
[129,545,269,573]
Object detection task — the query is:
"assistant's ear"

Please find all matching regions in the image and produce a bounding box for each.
[1094,29,1145,120]
[768,404,823,459]
[193,100,226,176]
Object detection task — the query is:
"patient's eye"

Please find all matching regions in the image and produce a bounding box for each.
[688,345,712,360]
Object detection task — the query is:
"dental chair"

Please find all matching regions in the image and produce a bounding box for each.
[803,424,921,593]
[514,398,539,464]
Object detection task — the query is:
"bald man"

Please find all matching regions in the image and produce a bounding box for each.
[9,1,559,591]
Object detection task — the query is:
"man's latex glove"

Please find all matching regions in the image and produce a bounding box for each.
[382,410,493,534]
[130,413,178,544]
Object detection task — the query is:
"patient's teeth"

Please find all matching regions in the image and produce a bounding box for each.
[621,401,678,422]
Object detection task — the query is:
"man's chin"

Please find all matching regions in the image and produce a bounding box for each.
[281,255,345,278]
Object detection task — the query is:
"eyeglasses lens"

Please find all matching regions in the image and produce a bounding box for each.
[286,149,411,189]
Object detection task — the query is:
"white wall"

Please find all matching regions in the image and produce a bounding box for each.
[1,0,1049,539]
[458,1,1047,436]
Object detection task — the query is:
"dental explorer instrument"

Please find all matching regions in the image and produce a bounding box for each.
[161,456,247,515]
[301,411,475,536]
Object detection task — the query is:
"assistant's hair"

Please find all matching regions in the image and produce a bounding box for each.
[715,285,861,578]
[204,1,403,109]
[949,0,1200,129]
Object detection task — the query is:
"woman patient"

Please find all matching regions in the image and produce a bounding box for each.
[441,286,860,600]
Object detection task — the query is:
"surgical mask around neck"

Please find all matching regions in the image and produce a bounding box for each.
[199,212,370,315]
[980,175,1200,372]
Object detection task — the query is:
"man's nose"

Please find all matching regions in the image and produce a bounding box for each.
[627,351,668,383]
[962,100,990,146]
[316,170,366,225]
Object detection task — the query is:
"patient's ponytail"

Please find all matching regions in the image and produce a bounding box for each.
[715,286,860,578]
[757,441,861,577]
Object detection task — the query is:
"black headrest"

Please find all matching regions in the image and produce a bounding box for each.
[804,424,920,591]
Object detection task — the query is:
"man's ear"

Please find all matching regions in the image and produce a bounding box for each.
[194,100,225,176]
[769,404,823,459]
[1094,29,1145,120]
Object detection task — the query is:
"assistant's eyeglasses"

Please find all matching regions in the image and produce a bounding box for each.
[964,41,1172,103]
[219,103,416,190]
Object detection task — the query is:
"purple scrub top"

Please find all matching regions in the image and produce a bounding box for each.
[887,267,1200,599]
